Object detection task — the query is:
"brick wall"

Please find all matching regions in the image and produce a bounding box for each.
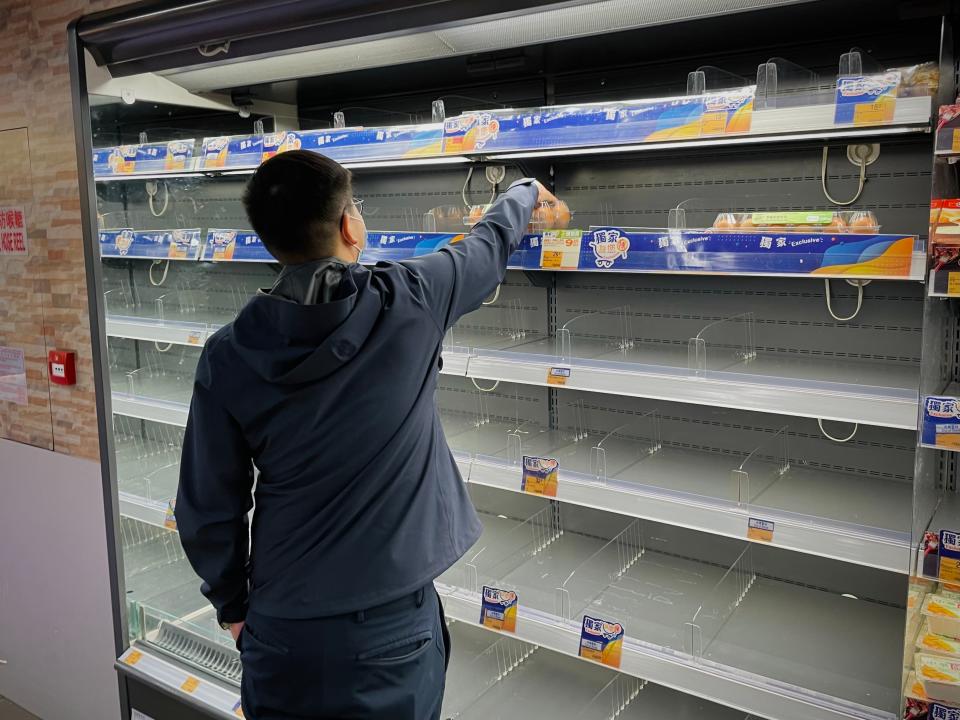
[0,1,130,460]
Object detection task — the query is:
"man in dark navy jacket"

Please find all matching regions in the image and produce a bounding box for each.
[175,149,552,719]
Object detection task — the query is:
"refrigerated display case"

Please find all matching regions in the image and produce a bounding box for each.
[68,1,955,718]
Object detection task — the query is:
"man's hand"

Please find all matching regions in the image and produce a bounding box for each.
[229,621,245,642]
[534,180,559,206]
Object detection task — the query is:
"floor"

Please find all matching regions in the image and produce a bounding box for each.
[0,698,39,720]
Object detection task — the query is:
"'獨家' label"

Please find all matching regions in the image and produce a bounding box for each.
[579,615,624,668]
[480,586,518,632]
[522,456,559,497]
[940,530,960,583]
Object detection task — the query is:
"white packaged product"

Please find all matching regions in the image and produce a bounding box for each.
[916,653,960,704]
[922,594,960,639]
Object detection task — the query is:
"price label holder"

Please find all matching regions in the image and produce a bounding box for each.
[180,676,200,694]
[547,366,570,386]
[540,230,583,270]
[578,615,624,669]
[747,517,774,542]
[940,530,960,583]
[522,455,559,497]
[480,586,518,632]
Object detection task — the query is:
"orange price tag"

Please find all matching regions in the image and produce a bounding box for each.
[180,676,200,694]
[547,367,570,386]
[747,518,774,542]
[187,332,202,346]
[699,112,728,136]
[123,650,142,666]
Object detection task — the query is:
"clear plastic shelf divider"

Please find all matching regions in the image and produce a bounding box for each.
[554,520,644,621]
[464,505,562,594]
[839,47,884,78]
[755,57,823,110]
[686,66,750,95]
[684,545,756,661]
[558,306,633,365]
[590,410,662,484]
[731,426,790,507]
[577,673,646,720]
[688,312,757,377]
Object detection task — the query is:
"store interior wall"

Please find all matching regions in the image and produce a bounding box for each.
[0,2,129,718]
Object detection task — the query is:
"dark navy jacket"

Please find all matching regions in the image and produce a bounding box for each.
[176,179,539,622]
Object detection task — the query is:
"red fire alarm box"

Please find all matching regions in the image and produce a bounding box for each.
[48,350,76,386]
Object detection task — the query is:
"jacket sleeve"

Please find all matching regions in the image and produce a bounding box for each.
[176,352,255,626]
[401,178,539,331]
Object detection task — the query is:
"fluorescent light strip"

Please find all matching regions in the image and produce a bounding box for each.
[485,125,930,160]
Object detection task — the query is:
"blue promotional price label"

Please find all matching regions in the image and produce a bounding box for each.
[579,615,624,668]
[834,72,900,126]
[202,229,275,262]
[521,456,559,497]
[932,703,960,720]
[480,586,518,633]
[940,530,960,584]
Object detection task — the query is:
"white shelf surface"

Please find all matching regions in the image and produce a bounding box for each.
[117,647,241,720]
[95,97,931,184]
[448,416,910,572]
[466,339,919,430]
[107,314,920,430]
[445,621,749,720]
[109,398,911,571]
[437,513,903,720]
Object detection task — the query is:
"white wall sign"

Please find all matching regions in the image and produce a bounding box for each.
[0,205,28,255]
[0,346,27,405]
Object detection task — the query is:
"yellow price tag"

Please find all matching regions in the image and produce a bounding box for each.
[947,272,960,296]
[187,332,202,345]
[123,650,142,666]
[747,518,774,542]
[700,112,728,136]
[180,676,200,694]
[852,97,896,126]
[546,367,570,386]
[952,129,960,154]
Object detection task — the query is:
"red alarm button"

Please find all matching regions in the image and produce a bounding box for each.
[48,350,76,386]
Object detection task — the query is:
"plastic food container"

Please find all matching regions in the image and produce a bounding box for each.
[922,594,960,639]
[466,200,572,233]
[711,210,879,234]
[917,653,960,704]
[918,619,960,658]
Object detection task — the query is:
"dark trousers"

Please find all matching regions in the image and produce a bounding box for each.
[240,586,450,719]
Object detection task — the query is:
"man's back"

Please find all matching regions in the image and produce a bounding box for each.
[180,258,480,618]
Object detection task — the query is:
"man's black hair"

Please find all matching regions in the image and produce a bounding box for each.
[242,150,353,261]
